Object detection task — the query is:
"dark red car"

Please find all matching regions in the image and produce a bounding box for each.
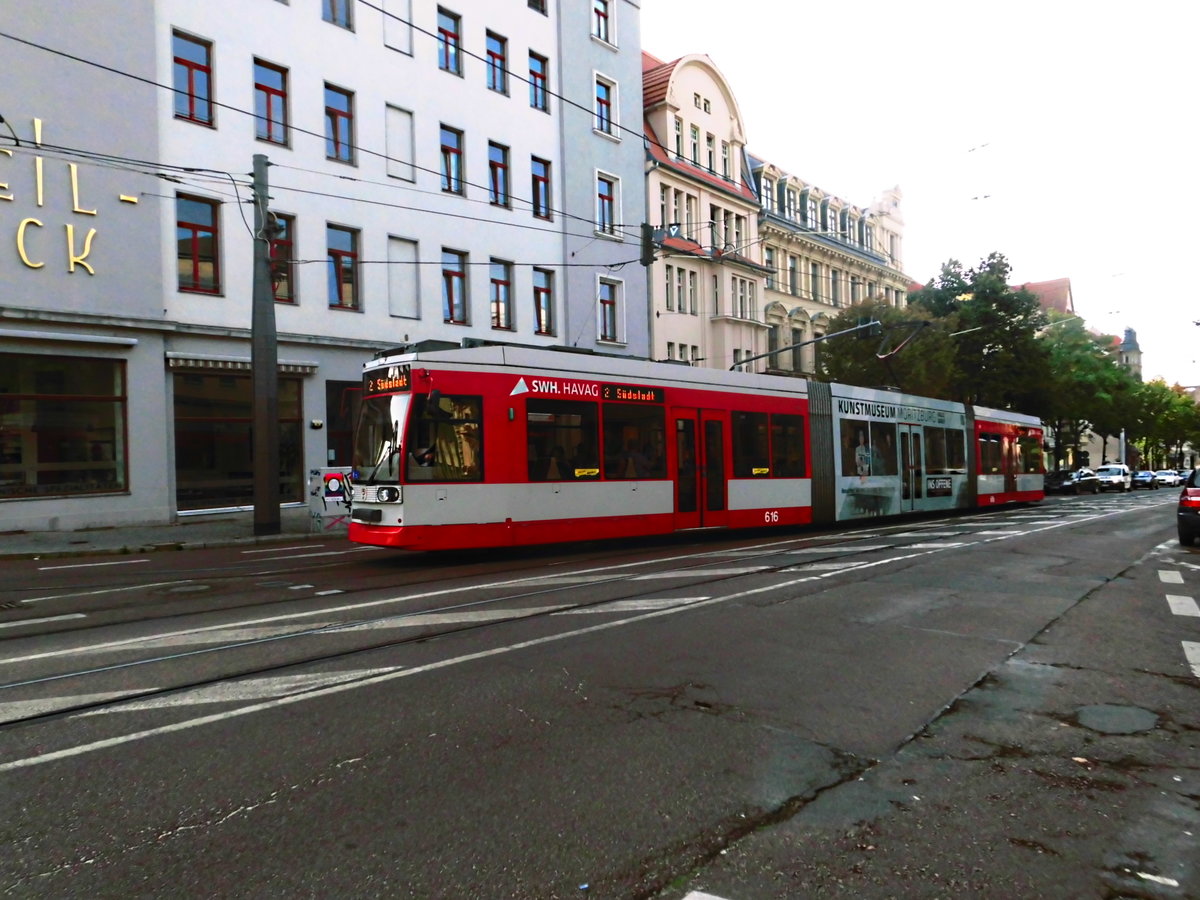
[1179,469,1200,546]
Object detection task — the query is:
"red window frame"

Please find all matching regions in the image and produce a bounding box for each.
[592,0,610,41]
[442,249,467,324]
[490,259,513,330]
[486,32,508,93]
[327,224,359,310]
[441,125,463,193]
[176,193,220,294]
[533,267,554,335]
[172,32,213,125]
[254,61,288,145]
[270,213,295,303]
[488,142,509,207]
[599,279,618,341]
[596,176,615,234]
[324,84,354,163]
[437,9,461,73]
[595,79,612,133]
[531,157,551,219]
[529,53,548,110]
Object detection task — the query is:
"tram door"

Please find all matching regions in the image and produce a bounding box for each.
[672,409,728,530]
[899,424,924,510]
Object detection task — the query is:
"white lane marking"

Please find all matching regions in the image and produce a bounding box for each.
[794,561,868,571]
[315,590,344,596]
[683,893,732,900]
[251,548,382,562]
[36,559,149,571]
[288,584,314,590]
[25,581,196,605]
[787,545,891,554]
[1184,642,1200,679]
[0,614,86,630]
[523,576,607,584]
[909,542,969,549]
[975,530,1024,536]
[1137,873,1180,887]
[0,691,153,721]
[85,668,403,715]
[1167,595,1200,617]
[240,545,324,554]
[555,598,708,614]
[0,570,836,771]
[1159,570,1185,584]
[633,567,769,578]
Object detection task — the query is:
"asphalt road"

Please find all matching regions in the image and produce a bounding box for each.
[1,491,1195,899]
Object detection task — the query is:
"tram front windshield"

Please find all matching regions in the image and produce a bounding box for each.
[353,393,411,484]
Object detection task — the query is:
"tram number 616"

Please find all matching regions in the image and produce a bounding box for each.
[763,510,780,524]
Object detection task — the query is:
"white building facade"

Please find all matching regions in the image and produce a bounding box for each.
[0,0,645,530]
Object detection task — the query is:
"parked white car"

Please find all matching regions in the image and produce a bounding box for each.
[1095,464,1132,492]
[1156,470,1183,487]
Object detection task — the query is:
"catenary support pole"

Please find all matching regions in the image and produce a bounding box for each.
[251,154,280,535]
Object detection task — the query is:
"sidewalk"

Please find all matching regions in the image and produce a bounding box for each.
[0,505,340,560]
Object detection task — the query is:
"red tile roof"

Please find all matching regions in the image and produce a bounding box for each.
[642,53,677,109]
[1017,277,1073,314]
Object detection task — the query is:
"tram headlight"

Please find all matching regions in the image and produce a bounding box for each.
[377,486,401,503]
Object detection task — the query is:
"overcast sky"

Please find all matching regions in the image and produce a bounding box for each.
[640,0,1199,386]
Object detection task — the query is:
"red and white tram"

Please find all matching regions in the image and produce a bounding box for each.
[348,343,1044,552]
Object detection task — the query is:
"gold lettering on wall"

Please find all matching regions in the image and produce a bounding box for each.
[17,218,45,268]
[65,224,96,275]
[69,164,96,215]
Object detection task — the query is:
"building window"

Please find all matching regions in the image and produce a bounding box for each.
[176,193,220,293]
[529,0,547,12]
[490,259,513,329]
[172,32,213,125]
[440,125,463,193]
[531,156,551,219]
[326,224,359,309]
[765,247,776,289]
[810,262,821,302]
[705,134,715,172]
[529,52,549,111]
[721,141,730,178]
[690,125,700,163]
[598,278,620,342]
[830,269,841,307]
[594,76,615,134]
[174,372,303,509]
[437,8,462,74]
[762,178,775,212]
[0,354,128,499]
[488,142,510,207]
[269,212,295,303]
[673,117,683,158]
[324,84,354,163]
[533,267,554,334]
[788,256,799,295]
[254,60,288,144]
[596,174,617,235]
[592,0,610,42]
[322,0,353,29]
[442,249,467,324]
[664,265,674,311]
[667,342,675,360]
[486,31,508,93]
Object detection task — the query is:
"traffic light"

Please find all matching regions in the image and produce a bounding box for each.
[639,222,656,267]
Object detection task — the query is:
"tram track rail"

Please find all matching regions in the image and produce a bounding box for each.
[0,529,911,731]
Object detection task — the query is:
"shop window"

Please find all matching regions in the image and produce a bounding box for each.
[0,354,128,499]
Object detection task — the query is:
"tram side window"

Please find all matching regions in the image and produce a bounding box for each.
[1018,436,1043,473]
[771,414,805,476]
[527,399,599,480]
[732,412,770,477]
[840,418,896,477]
[602,403,666,479]
[405,393,483,482]
[979,433,1002,473]
[925,427,967,474]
